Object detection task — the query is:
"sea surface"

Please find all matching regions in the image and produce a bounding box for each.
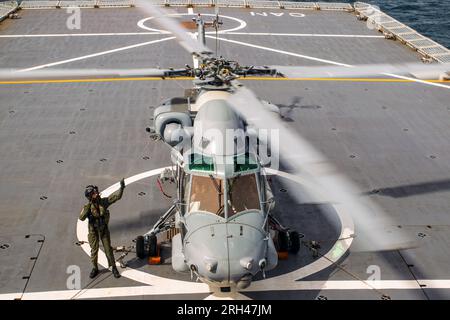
[309,0,450,49]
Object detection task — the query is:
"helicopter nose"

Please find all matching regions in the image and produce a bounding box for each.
[227,223,269,288]
[184,222,271,288]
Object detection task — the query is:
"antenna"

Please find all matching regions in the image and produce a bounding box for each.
[213,6,223,57]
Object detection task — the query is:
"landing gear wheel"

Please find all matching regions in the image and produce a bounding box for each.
[288,231,300,254]
[148,234,158,257]
[278,231,289,252]
[136,235,146,259]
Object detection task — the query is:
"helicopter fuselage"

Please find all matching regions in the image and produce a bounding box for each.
[151,89,280,289]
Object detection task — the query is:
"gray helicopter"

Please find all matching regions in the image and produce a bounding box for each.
[2,1,449,292]
[137,8,300,291]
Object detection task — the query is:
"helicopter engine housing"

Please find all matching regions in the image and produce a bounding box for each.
[153,97,193,146]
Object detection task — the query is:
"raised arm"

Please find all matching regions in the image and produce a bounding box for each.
[107,178,126,206]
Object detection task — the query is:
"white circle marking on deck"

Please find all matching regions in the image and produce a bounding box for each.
[289,12,306,18]
[137,14,247,34]
[76,167,354,294]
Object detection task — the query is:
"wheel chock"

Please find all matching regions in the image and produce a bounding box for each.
[148,256,162,265]
[277,251,289,260]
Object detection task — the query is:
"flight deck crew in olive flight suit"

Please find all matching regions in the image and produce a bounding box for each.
[79,179,125,279]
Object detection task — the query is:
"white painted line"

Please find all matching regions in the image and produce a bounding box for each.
[0,32,384,39]
[0,293,21,300]
[0,32,163,38]
[2,280,450,300]
[19,36,175,72]
[384,72,450,90]
[245,280,450,292]
[20,6,96,10]
[188,7,194,15]
[205,35,351,67]
[137,14,247,34]
[224,32,385,38]
[207,35,450,90]
[0,285,210,300]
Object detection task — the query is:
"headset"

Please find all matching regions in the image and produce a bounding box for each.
[84,185,99,200]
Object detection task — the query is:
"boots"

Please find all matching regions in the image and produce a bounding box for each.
[89,267,99,279]
[90,266,120,279]
[112,266,121,278]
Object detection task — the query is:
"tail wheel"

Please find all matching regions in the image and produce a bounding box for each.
[288,231,300,254]
[136,235,146,259]
[148,234,158,257]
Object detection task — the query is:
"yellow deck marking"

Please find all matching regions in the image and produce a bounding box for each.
[0,77,449,85]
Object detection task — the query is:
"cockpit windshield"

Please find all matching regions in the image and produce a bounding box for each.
[188,174,261,217]
[227,174,260,216]
[189,175,225,215]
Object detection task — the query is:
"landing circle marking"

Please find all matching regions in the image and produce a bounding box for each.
[76,167,354,293]
[137,14,247,34]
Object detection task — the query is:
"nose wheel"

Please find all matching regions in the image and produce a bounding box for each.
[269,214,301,255]
[287,230,300,254]
[277,230,301,254]
[135,234,158,259]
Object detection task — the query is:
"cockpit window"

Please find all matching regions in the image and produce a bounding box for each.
[234,153,258,173]
[188,153,214,172]
[189,175,225,215]
[227,174,260,216]
[188,174,261,217]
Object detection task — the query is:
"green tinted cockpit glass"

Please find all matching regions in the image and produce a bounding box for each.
[188,153,214,172]
[234,153,258,173]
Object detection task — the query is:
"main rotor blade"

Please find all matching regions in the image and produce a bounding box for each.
[228,85,417,252]
[273,63,450,80]
[0,68,186,81]
[136,0,213,58]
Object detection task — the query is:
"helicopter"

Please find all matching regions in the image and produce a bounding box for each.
[137,7,300,291]
[1,1,449,291]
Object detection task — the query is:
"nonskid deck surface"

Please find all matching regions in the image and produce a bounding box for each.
[0,4,449,300]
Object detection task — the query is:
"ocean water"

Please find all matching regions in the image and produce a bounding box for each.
[312,0,450,49]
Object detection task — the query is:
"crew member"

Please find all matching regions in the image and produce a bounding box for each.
[79,179,126,279]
